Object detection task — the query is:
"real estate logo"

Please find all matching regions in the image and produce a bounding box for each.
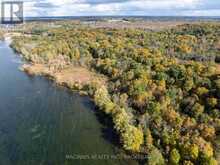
[1,1,23,24]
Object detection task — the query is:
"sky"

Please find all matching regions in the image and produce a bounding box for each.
[8,0,220,17]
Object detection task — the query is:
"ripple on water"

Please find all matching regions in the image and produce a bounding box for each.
[0,41,138,165]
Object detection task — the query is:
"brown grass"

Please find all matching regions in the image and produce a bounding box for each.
[53,67,106,86]
[217,64,220,74]
[86,21,194,31]
[21,64,106,87]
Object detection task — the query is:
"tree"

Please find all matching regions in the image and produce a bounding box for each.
[169,148,181,165]
[198,124,215,140]
[113,107,130,133]
[148,147,165,165]
[196,87,209,96]
[119,93,128,107]
[180,143,199,161]
[183,161,194,165]
[133,91,152,110]
[207,98,218,108]
[194,137,214,161]
[189,144,199,160]
[201,157,218,165]
[191,103,204,118]
[94,86,114,113]
[163,108,181,127]
[144,128,153,149]
[184,79,194,91]
[122,125,144,152]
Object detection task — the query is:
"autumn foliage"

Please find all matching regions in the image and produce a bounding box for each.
[11,22,220,164]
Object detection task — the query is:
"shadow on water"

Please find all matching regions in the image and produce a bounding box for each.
[58,86,146,165]
[0,41,140,165]
[94,108,121,147]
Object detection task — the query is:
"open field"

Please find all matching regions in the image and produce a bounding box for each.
[84,20,190,30]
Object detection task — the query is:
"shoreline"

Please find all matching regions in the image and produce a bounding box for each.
[11,41,145,157]
[20,63,107,95]
[6,21,220,164]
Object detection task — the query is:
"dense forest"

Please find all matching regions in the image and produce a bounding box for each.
[11,22,220,165]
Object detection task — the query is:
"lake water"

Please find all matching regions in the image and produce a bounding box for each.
[0,41,137,165]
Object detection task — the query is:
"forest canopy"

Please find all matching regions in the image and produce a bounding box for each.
[11,22,220,165]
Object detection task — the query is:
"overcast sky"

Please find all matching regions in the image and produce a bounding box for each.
[20,0,220,17]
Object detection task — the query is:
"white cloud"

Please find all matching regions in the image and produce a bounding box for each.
[20,0,220,16]
[184,9,220,16]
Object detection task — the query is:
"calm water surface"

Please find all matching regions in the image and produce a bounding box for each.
[0,41,137,165]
